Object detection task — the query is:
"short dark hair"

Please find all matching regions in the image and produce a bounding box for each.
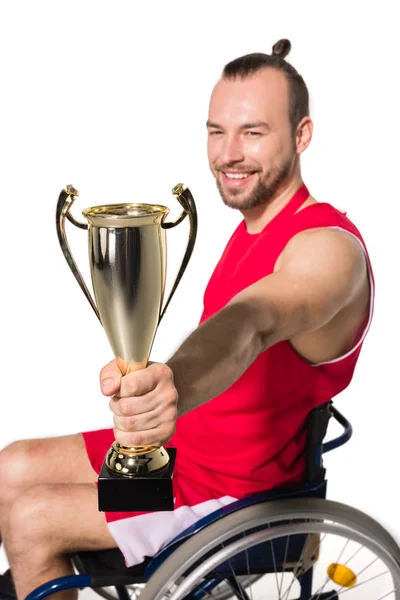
[222,39,309,133]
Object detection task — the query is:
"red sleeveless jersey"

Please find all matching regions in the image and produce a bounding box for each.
[171,183,374,498]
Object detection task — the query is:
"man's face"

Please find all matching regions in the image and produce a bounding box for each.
[207,68,297,210]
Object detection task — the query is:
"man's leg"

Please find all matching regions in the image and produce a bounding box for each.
[0,433,117,599]
[0,434,97,541]
[5,482,117,600]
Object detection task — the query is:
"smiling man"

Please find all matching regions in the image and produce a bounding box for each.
[0,39,373,599]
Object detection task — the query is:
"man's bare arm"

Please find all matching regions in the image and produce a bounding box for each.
[168,228,368,416]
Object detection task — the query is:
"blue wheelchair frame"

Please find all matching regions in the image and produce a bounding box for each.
[16,403,351,600]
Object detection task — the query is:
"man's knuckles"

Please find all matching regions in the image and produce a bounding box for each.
[120,376,141,398]
[115,398,135,417]
[153,362,174,380]
[116,363,175,397]
[158,405,178,423]
[109,396,154,417]
[114,407,176,431]
[163,388,178,407]
[109,389,177,417]
[114,414,141,432]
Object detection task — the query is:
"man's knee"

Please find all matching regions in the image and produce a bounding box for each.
[0,434,94,510]
[0,440,37,506]
[0,439,61,507]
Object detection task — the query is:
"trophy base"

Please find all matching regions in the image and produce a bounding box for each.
[98,448,176,512]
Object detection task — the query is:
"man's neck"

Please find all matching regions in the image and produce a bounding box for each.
[241,176,305,234]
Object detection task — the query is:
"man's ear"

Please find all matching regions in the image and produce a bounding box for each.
[296,116,313,155]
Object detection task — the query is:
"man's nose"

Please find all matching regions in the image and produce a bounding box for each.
[220,135,245,165]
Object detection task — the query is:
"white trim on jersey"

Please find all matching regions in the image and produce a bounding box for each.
[311,226,374,367]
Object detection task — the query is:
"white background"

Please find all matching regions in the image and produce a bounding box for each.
[0,0,399,577]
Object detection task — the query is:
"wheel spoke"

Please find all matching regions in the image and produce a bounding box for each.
[222,547,249,600]
[269,537,282,598]
[281,524,322,600]
[278,518,299,599]
[243,534,254,600]
[327,569,391,598]
[281,560,302,600]
[342,543,363,566]
[313,535,351,600]
[278,526,291,597]
[376,590,397,600]
[354,556,379,579]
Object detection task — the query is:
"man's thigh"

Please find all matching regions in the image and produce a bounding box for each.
[9,483,117,554]
[0,433,99,499]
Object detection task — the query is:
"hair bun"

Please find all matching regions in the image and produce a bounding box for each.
[272,39,291,59]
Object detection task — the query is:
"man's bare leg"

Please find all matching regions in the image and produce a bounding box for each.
[0,434,97,541]
[5,482,116,599]
[0,434,117,598]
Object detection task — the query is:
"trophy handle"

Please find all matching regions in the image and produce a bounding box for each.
[56,185,101,323]
[159,183,198,322]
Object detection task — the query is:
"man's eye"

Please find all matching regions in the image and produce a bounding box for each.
[245,131,261,136]
[209,130,223,136]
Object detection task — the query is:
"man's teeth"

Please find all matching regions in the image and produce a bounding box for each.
[225,173,250,179]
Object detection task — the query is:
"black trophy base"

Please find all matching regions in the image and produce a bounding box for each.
[98,448,176,512]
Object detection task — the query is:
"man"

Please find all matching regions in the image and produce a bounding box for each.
[0,39,372,598]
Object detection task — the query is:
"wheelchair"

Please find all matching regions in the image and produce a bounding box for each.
[1,402,400,600]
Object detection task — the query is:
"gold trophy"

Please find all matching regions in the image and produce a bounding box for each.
[56,183,197,511]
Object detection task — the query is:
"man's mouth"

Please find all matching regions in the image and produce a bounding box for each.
[221,171,256,188]
[225,172,250,179]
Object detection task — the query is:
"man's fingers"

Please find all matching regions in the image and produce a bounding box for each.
[100,359,123,396]
[109,392,159,417]
[113,403,177,432]
[113,409,161,433]
[119,363,169,397]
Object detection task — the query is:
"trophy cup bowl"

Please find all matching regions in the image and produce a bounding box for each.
[56,184,197,511]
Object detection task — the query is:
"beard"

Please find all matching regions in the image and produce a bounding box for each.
[215,157,293,210]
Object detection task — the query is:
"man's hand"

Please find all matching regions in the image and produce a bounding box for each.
[100,360,178,447]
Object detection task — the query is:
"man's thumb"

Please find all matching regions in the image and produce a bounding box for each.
[100,359,122,396]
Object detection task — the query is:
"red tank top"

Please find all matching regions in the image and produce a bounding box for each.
[171,184,374,500]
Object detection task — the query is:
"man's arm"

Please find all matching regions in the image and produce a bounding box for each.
[169,227,368,415]
[101,228,368,447]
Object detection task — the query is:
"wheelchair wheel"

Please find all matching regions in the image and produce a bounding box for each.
[140,498,400,600]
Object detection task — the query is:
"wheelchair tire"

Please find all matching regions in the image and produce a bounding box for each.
[140,497,400,600]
